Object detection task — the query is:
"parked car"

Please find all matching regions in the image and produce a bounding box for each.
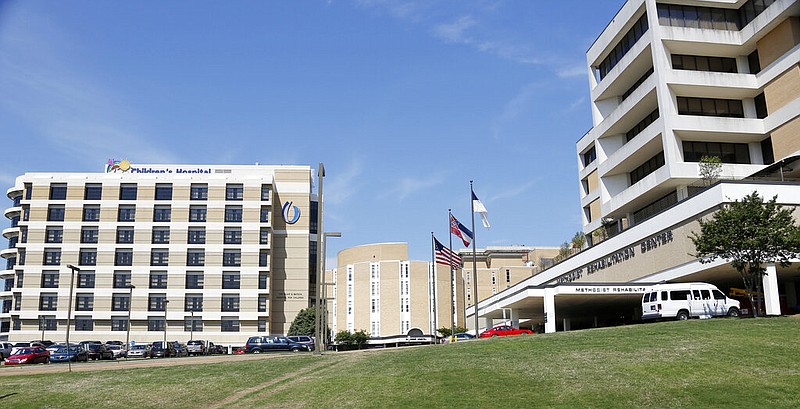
[4,347,50,365]
[49,346,89,363]
[11,342,44,356]
[479,325,534,338]
[245,336,311,353]
[172,342,188,357]
[287,336,315,351]
[107,344,127,359]
[127,344,150,359]
[0,342,13,359]
[209,343,226,355]
[442,333,476,343]
[642,282,741,320]
[186,340,207,356]
[86,343,115,360]
[149,341,176,358]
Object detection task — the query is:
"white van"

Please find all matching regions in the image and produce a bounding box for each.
[642,282,740,320]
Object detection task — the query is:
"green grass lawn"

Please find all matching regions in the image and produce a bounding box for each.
[2,317,799,408]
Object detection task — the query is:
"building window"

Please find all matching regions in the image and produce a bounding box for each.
[113,271,132,288]
[39,315,57,331]
[260,207,270,223]
[258,318,268,332]
[672,54,737,73]
[78,271,95,288]
[75,316,93,331]
[633,191,679,224]
[222,250,241,267]
[626,109,659,143]
[118,205,136,222]
[261,185,271,201]
[259,272,269,290]
[41,271,59,288]
[491,272,496,286]
[259,250,269,267]
[676,97,744,118]
[221,317,240,332]
[185,294,203,312]
[49,183,68,200]
[148,294,167,311]
[79,248,97,266]
[111,317,128,331]
[223,227,242,244]
[117,227,135,244]
[83,205,101,222]
[748,49,761,74]
[190,184,208,200]
[582,146,596,167]
[112,294,130,311]
[43,248,61,265]
[152,227,170,244]
[596,13,649,80]
[84,183,103,200]
[81,227,99,244]
[154,183,173,200]
[222,272,241,289]
[75,293,94,311]
[46,227,63,243]
[115,249,133,266]
[187,249,205,266]
[621,67,654,101]
[260,228,270,245]
[258,294,268,312]
[151,249,169,266]
[184,316,203,332]
[188,227,206,244]
[47,205,65,221]
[186,272,204,289]
[221,294,240,312]
[150,271,168,289]
[119,183,138,200]
[630,152,666,185]
[224,206,243,222]
[15,271,23,288]
[682,141,750,164]
[148,317,165,331]
[189,205,207,222]
[226,184,244,201]
[39,293,57,310]
[153,205,172,222]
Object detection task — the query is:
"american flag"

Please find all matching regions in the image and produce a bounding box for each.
[434,237,461,268]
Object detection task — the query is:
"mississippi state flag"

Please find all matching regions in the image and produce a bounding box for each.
[450,214,473,247]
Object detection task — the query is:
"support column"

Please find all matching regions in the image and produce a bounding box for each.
[563,318,571,331]
[480,317,492,334]
[544,288,556,334]
[763,263,781,316]
[510,309,520,329]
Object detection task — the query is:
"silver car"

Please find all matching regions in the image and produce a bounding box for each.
[126,344,150,358]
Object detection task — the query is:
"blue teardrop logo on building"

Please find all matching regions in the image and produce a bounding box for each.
[282,201,300,224]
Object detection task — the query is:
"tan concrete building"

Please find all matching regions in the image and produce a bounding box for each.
[330,243,463,344]
[0,162,317,344]
[475,0,800,333]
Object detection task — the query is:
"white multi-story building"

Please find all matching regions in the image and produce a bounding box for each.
[1,161,318,344]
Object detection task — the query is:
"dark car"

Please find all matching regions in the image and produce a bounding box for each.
[287,336,315,351]
[86,343,115,360]
[245,336,310,353]
[149,341,176,358]
[171,342,188,357]
[49,346,89,363]
[442,333,476,343]
[4,347,50,365]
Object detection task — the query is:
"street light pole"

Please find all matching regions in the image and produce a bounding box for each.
[125,284,135,358]
[314,163,325,355]
[65,264,80,373]
[190,310,194,341]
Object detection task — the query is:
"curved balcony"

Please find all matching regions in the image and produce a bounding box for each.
[4,206,21,220]
[2,226,20,240]
[0,247,17,259]
[6,186,22,200]
[0,269,13,279]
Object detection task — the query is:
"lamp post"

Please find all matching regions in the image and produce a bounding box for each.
[321,231,341,352]
[190,310,194,341]
[314,163,325,355]
[163,299,169,346]
[65,264,80,373]
[125,284,135,358]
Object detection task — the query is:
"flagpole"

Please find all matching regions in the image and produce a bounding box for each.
[448,209,455,339]
[430,232,437,344]
[470,181,479,337]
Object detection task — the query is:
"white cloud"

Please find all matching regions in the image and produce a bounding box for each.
[434,15,477,43]
[381,173,446,201]
[487,179,539,203]
[325,159,364,205]
[557,64,587,79]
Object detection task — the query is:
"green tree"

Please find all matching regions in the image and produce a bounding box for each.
[352,330,369,349]
[571,231,586,250]
[699,155,723,186]
[437,326,468,338]
[690,192,800,317]
[334,330,353,345]
[287,307,316,336]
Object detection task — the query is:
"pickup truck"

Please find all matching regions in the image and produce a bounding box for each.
[186,340,206,356]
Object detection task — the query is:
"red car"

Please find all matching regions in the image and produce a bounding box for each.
[479,325,534,338]
[4,346,50,365]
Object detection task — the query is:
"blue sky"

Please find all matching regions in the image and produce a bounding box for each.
[0,0,625,264]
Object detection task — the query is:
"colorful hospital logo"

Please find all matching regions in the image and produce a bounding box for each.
[106,159,131,173]
[282,201,300,224]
